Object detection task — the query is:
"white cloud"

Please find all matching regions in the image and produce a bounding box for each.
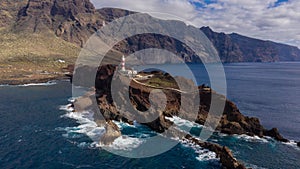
[91,0,198,21]
[91,0,300,48]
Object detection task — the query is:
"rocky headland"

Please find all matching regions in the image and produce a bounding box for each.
[93,65,288,141]
[71,64,291,169]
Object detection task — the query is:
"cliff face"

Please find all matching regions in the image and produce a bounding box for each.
[0,0,28,27]
[201,26,300,62]
[97,8,136,22]
[1,0,300,62]
[14,0,104,46]
[96,8,300,63]
[97,8,300,63]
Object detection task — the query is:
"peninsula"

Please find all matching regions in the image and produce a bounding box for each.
[71,64,291,169]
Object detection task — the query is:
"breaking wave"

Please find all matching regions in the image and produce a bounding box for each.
[59,99,148,152]
[0,81,57,87]
[180,139,219,162]
[99,136,145,151]
[233,134,269,143]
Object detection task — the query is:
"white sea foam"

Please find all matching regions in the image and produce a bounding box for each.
[0,81,57,87]
[61,104,146,151]
[165,117,288,148]
[59,104,74,112]
[77,142,91,148]
[215,133,228,137]
[107,136,145,151]
[282,140,300,150]
[233,134,300,151]
[245,163,268,169]
[180,139,218,162]
[63,111,95,123]
[165,116,195,128]
[165,116,219,162]
[113,120,135,129]
[18,81,57,87]
[234,134,269,143]
[214,132,270,143]
[60,110,106,142]
[133,120,143,127]
[64,121,105,142]
[67,97,77,103]
[196,150,218,161]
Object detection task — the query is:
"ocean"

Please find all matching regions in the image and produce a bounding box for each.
[0,62,299,169]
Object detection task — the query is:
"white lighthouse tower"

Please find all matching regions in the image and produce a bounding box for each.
[119,55,137,78]
[121,55,126,72]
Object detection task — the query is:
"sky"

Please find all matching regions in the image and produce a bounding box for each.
[91,0,300,48]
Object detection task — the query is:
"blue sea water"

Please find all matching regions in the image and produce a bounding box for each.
[0,62,299,169]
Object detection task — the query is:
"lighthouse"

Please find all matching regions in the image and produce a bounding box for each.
[121,55,126,72]
[119,55,137,78]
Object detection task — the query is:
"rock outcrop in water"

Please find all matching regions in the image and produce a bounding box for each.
[100,120,122,145]
[185,134,246,169]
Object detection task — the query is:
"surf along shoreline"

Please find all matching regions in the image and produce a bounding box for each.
[69,64,300,169]
[2,63,299,168]
[0,64,73,86]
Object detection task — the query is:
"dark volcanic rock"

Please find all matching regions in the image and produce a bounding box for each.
[71,64,290,169]
[264,128,289,142]
[219,146,246,169]
[100,120,121,145]
[71,64,291,169]
[185,134,246,169]
[97,8,136,22]
[92,65,288,142]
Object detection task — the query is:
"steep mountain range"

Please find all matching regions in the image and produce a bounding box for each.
[1,0,300,64]
[201,27,300,62]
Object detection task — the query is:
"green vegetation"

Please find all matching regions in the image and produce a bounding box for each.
[0,29,80,84]
[143,75,179,89]
[0,29,80,61]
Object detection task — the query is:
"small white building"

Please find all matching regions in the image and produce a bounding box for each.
[119,55,137,78]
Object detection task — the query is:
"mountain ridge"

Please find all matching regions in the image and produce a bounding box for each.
[1,0,300,84]
[201,26,300,62]
[1,0,300,63]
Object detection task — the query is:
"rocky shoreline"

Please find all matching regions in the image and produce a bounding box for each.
[2,62,297,168]
[0,75,64,86]
[70,64,297,169]
[0,64,74,86]
[93,65,288,141]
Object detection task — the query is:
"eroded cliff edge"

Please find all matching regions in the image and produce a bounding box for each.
[92,65,288,140]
